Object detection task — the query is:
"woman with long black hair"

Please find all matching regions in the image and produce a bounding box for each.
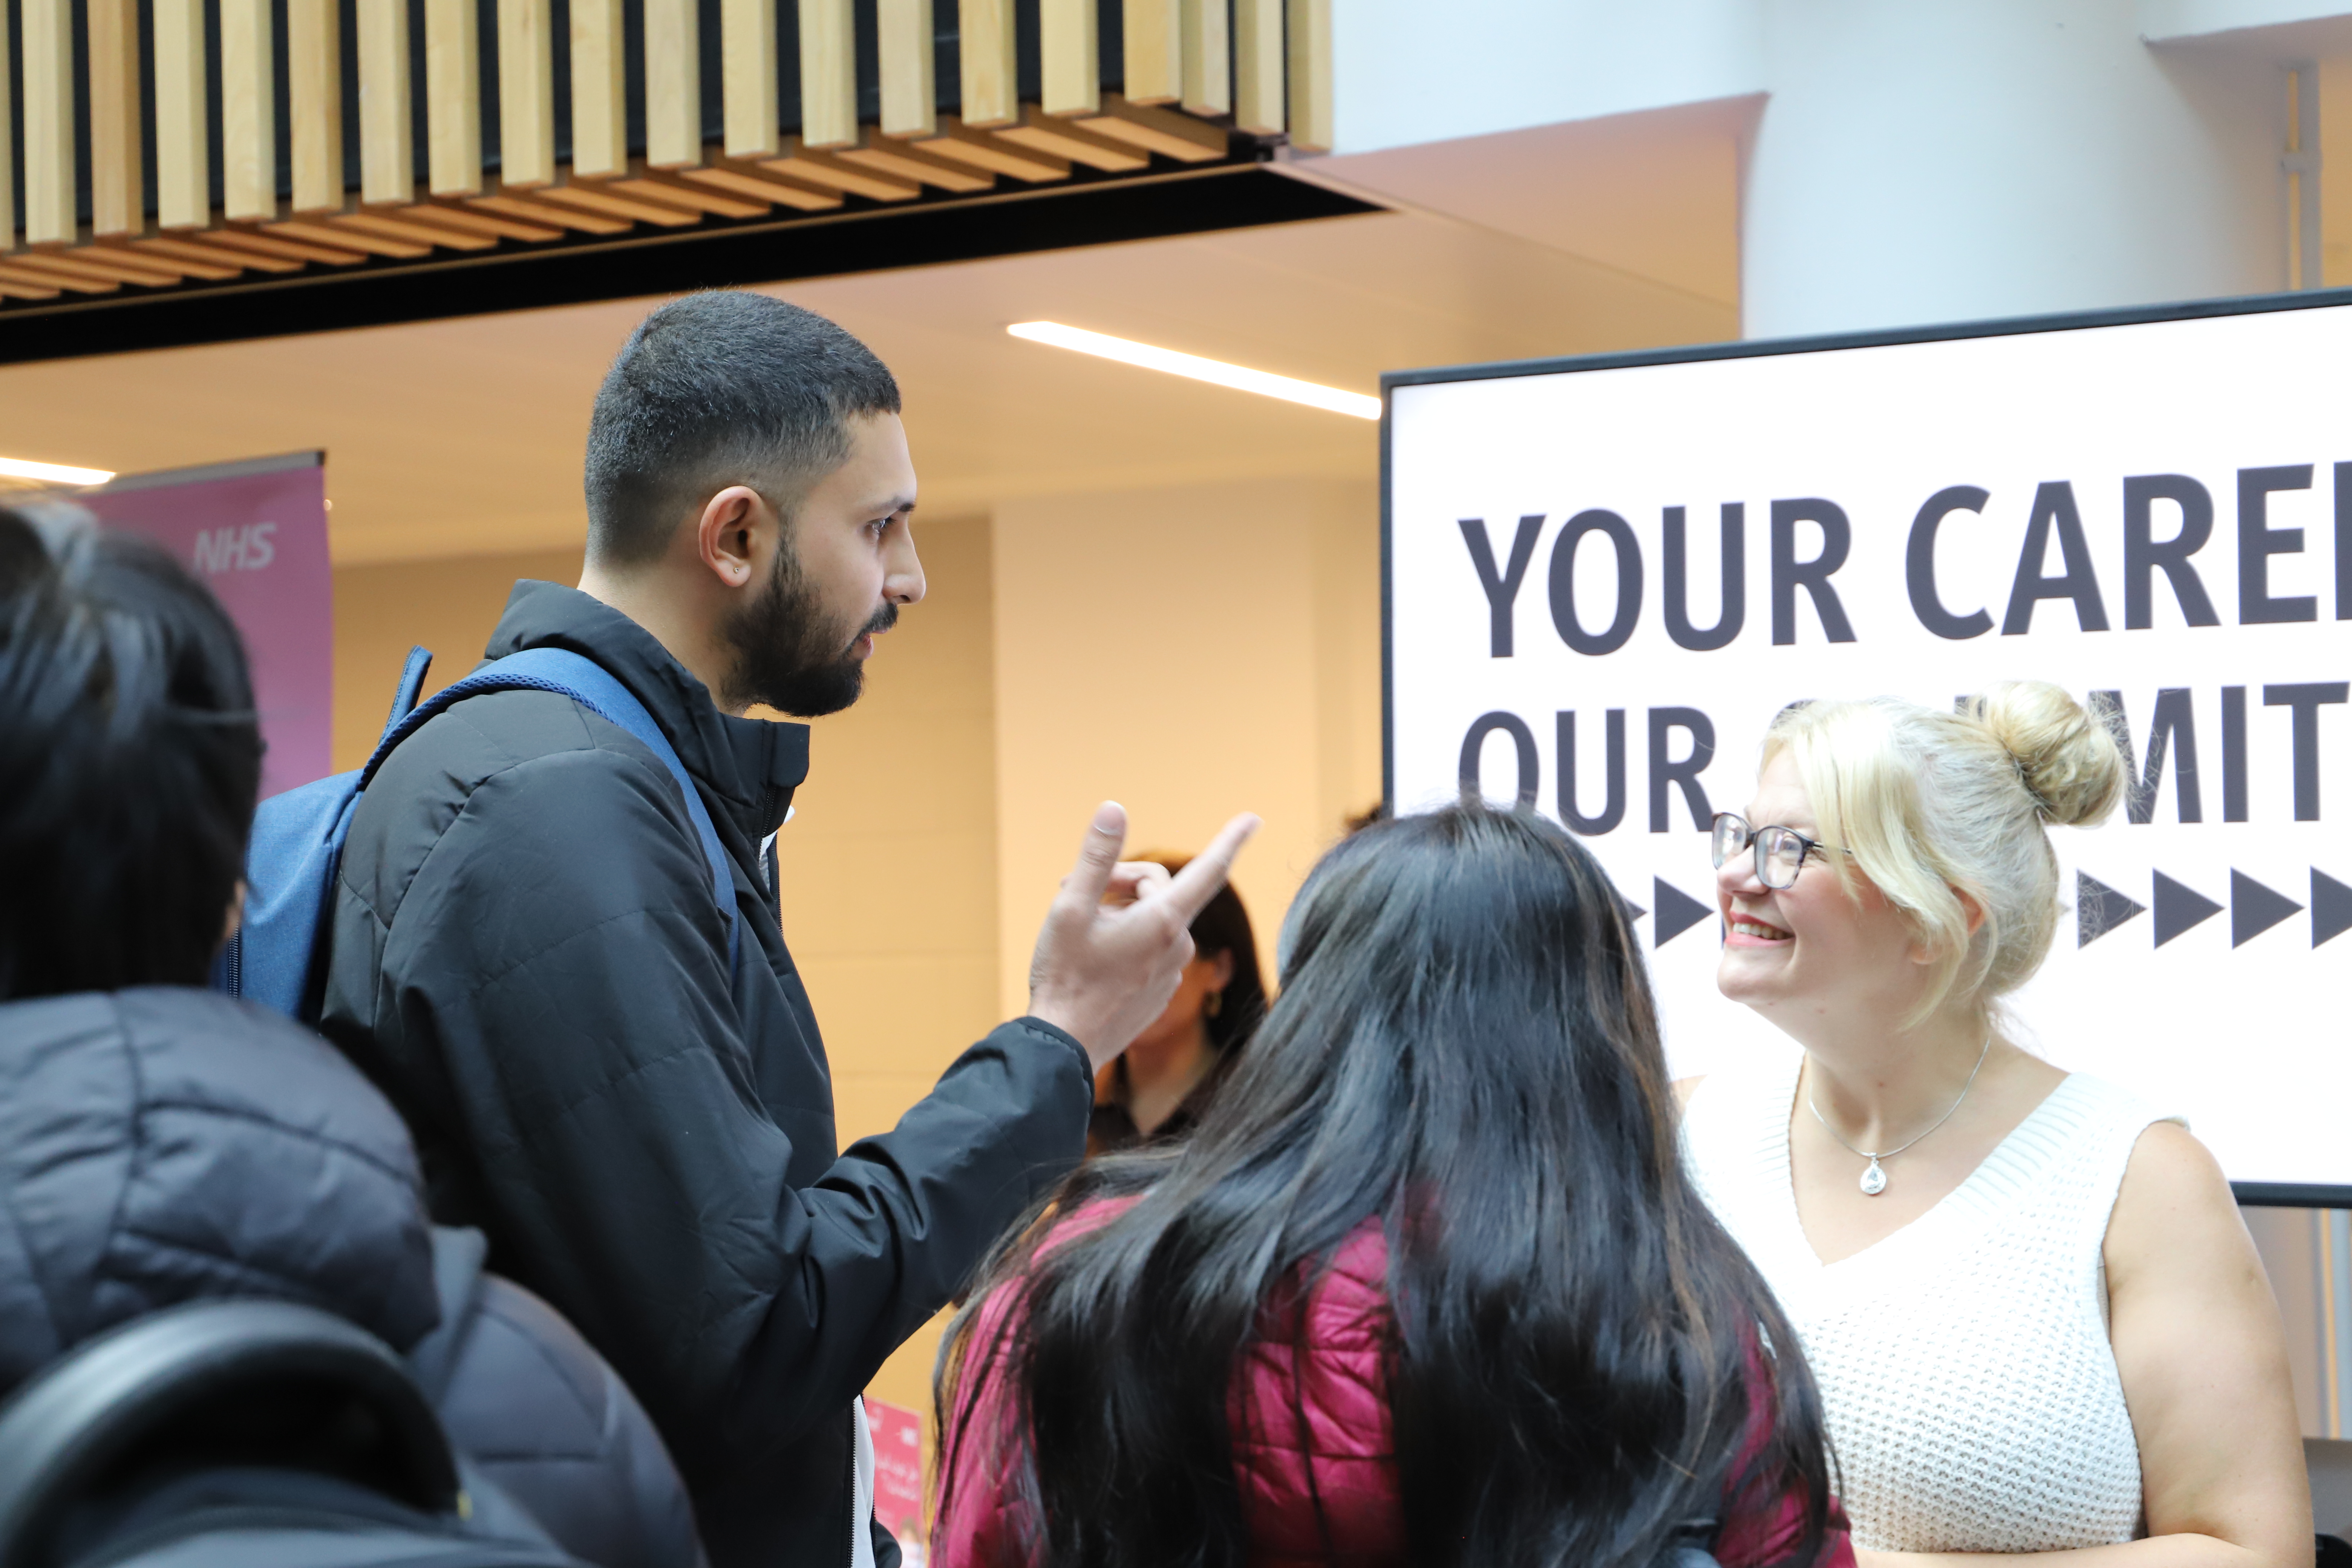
[934,804,1850,1568]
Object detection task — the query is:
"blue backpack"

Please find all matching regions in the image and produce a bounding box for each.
[214,645,739,1021]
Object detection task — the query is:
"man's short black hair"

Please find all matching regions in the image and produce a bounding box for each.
[583,291,902,567]
[0,503,263,999]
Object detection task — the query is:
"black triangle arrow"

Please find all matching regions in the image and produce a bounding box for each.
[2153,871,2223,947]
[1653,878,1715,946]
[2230,870,2303,948]
[2076,872,2145,948]
[2315,868,2352,949]
[1621,896,1648,924]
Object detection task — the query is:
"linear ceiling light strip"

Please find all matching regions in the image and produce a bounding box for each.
[1006,320,1379,419]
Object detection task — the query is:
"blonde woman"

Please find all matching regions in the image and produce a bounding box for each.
[1678,684,2309,1568]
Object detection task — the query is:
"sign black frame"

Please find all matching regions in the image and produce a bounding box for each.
[1376,281,2352,1211]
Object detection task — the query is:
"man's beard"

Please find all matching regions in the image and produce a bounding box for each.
[717,546,896,717]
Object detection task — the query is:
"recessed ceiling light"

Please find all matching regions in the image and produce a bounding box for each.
[1007,321,1381,421]
[0,455,115,485]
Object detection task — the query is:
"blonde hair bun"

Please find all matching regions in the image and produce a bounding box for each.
[1965,681,2126,828]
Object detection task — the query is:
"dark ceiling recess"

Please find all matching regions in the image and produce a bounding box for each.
[0,166,1378,366]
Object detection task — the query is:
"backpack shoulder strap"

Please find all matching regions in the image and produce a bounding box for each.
[371,648,740,976]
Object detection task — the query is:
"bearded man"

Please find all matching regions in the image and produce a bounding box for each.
[322,291,1255,1568]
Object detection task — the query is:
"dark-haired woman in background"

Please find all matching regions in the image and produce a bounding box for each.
[1086,854,1265,1155]
[934,805,1851,1568]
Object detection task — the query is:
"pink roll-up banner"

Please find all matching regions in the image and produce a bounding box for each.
[80,452,333,800]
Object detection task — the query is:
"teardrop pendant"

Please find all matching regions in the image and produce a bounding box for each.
[1859,1159,1888,1196]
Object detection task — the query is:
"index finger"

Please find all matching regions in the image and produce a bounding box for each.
[1157,813,1261,924]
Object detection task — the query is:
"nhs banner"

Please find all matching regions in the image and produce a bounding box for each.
[83,453,333,799]
[1384,296,2350,1198]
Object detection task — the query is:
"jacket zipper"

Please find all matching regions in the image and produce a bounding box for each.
[843,1407,857,1568]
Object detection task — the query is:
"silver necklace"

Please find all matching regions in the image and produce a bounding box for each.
[1806,1031,1992,1196]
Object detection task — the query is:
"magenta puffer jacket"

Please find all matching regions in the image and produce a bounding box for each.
[934,1204,1851,1568]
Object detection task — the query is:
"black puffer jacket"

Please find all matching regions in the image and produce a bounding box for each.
[409,1227,703,1568]
[321,582,1095,1568]
[0,987,702,1568]
[0,988,438,1382]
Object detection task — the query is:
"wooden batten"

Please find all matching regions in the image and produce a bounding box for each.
[764,142,923,201]
[570,0,628,177]
[800,0,858,148]
[86,241,239,279]
[271,216,430,257]
[9,249,177,286]
[470,190,634,233]
[155,0,211,228]
[0,12,14,244]
[616,168,772,218]
[87,0,144,236]
[136,234,297,273]
[1285,0,1331,151]
[222,0,279,219]
[840,130,995,192]
[334,210,496,250]
[498,0,558,187]
[357,0,415,204]
[917,118,1071,181]
[533,182,703,225]
[289,0,344,212]
[0,272,67,298]
[996,104,1148,172]
[1233,0,1282,135]
[1123,0,1180,106]
[1073,94,1227,162]
[208,226,370,265]
[1040,0,1099,116]
[679,161,846,212]
[644,0,702,169]
[21,0,74,244]
[0,262,109,294]
[427,0,484,195]
[876,0,937,139]
[1180,0,1229,117]
[959,0,1018,127]
[412,201,563,241]
[723,0,779,157]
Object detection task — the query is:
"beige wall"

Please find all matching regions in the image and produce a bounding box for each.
[767,515,1001,1418]
[332,548,582,770]
[990,478,1384,1015]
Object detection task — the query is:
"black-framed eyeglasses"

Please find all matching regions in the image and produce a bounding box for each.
[1710,812,1846,891]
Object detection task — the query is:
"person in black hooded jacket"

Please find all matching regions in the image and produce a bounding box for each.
[318,291,1260,1568]
[0,501,701,1568]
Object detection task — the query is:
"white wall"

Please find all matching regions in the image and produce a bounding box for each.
[1323,0,2335,342]
[1743,0,2289,338]
[1330,0,1763,155]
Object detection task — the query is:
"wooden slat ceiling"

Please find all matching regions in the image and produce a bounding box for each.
[0,0,1334,312]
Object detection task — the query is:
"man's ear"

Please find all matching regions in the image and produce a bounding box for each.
[694,486,773,590]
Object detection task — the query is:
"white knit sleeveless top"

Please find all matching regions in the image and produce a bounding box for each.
[1682,1048,2178,1554]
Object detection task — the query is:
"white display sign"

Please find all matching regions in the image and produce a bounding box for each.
[1385,298,2350,1197]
